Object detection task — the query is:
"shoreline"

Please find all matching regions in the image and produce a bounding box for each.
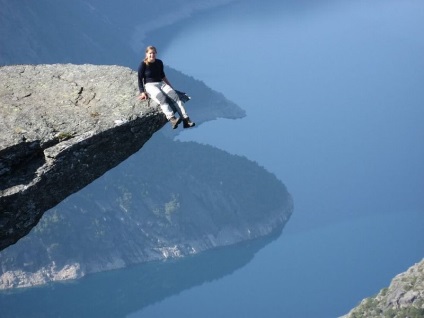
[131,0,238,55]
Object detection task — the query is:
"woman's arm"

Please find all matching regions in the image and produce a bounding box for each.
[137,62,146,93]
[137,62,148,100]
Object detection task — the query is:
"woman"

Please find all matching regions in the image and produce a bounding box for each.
[138,45,195,129]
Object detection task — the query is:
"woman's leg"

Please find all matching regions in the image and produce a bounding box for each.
[161,83,189,119]
[145,83,174,119]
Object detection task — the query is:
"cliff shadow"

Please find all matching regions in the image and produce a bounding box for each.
[0,142,46,192]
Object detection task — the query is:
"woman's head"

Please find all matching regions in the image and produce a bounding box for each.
[144,46,157,64]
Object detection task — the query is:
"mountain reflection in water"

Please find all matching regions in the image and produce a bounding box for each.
[0,231,281,318]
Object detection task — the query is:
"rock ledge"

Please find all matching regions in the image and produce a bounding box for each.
[0,64,165,250]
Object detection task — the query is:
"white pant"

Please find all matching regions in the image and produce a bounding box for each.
[145,82,188,120]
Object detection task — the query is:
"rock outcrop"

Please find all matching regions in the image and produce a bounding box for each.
[0,64,164,251]
[342,259,424,318]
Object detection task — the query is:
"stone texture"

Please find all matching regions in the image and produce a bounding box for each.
[342,259,424,317]
[0,64,165,251]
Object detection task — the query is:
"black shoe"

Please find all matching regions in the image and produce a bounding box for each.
[169,116,181,129]
[183,117,195,128]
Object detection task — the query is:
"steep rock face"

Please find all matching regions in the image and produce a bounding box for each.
[0,64,164,251]
[342,259,424,318]
[0,134,293,289]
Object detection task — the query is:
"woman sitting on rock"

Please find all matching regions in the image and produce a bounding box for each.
[137,45,195,129]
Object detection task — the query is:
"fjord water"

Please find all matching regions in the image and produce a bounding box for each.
[163,0,424,229]
[134,0,424,317]
[1,0,423,317]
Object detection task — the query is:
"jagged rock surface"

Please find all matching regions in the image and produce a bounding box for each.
[0,64,164,251]
[342,259,424,318]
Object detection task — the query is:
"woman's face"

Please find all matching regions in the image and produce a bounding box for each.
[146,49,156,62]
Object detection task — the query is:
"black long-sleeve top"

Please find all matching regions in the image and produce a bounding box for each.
[137,59,166,92]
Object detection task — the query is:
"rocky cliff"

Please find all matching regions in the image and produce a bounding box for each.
[0,0,293,292]
[342,259,424,318]
[0,63,164,251]
[0,63,291,290]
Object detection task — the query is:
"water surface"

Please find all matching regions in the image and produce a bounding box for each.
[140,0,424,316]
[1,0,423,317]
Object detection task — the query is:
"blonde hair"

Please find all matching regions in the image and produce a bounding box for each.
[144,45,157,65]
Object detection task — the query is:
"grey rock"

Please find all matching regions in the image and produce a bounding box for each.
[0,64,165,251]
[341,259,424,317]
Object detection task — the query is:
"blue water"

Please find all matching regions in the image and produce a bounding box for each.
[1,0,424,317]
[164,0,424,230]
[131,0,424,316]
[133,212,423,318]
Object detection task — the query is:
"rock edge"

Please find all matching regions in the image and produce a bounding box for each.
[0,64,165,250]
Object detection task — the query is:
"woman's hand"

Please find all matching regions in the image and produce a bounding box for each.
[138,92,148,100]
